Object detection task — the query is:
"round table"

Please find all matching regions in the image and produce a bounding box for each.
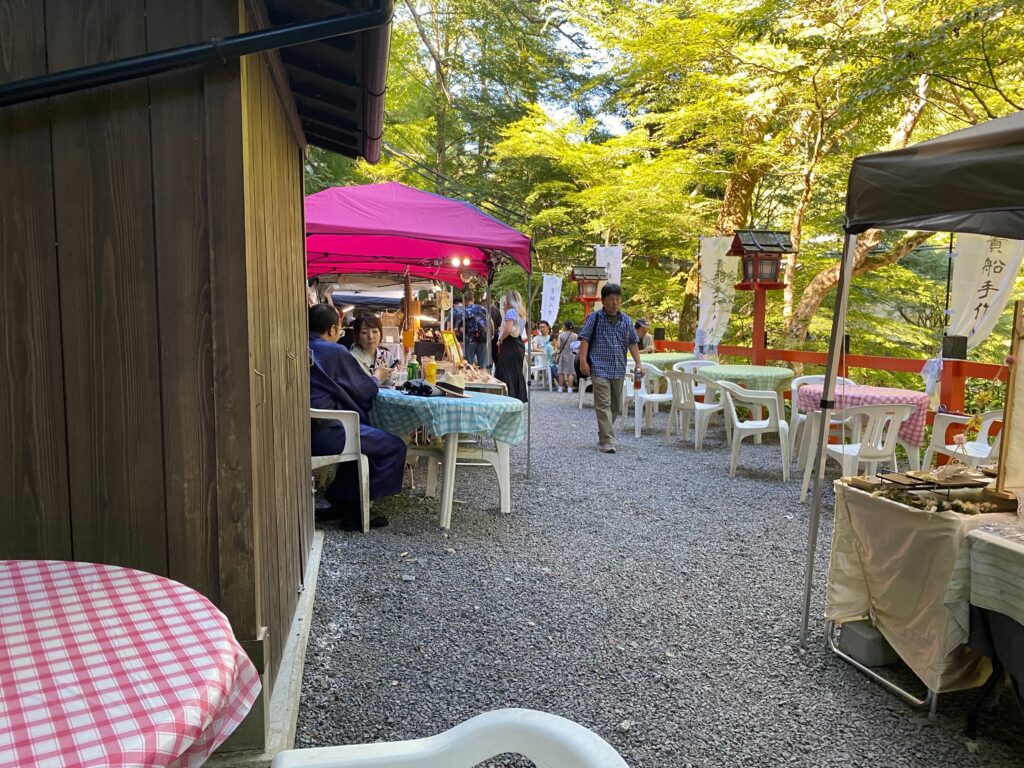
[699,363,794,394]
[0,560,260,768]
[797,383,930,447]
[642,352,696,370]
[371,389,525,528]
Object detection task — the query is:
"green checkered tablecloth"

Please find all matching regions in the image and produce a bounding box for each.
[371,388,525,445]
[643,352,696,370]
[700,364,793,392]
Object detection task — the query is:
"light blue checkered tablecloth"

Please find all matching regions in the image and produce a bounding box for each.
[371,388,525,445]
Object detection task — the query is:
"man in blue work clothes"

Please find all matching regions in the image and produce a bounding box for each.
[578,283,644,453]
[309,303,407,529]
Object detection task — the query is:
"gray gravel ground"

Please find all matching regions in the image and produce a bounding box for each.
[295,389,1024,766]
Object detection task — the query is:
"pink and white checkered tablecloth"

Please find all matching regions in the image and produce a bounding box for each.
[0,560,261,768]
[797,383,931,446]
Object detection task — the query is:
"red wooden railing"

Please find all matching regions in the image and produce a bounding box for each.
[655,340,1006,416]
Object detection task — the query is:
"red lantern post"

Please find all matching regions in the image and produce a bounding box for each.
[730,230,793,365]
[571,266,608,317]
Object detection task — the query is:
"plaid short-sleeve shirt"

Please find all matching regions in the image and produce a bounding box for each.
[578,309,638,379]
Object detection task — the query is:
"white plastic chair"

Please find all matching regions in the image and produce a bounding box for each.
[310,408,370,533]
[632,363,672,437]
[664,370,726,450]
[271,708,629,768]
[529,350,553,390]
[672,360,715,399]
[922,409,1003,469]
[789,374,856,461]
[578,375,594,409]
[718,380,791,481]
[799,403,914,502]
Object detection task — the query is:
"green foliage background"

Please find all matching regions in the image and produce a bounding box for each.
[306,0,1024,388]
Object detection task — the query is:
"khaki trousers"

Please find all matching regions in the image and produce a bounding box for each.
[591,375,623,446]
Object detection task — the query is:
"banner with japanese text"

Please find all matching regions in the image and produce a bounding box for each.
[594,245,623,287]
[540,274,562,325]
[949,234,1024,349]
[695,236,740,356]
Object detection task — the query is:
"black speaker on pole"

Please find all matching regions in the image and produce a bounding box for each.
[843,334,851,354]
[942,335,968,359]
[653,327,666,341]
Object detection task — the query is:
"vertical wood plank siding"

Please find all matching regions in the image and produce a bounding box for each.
[0,0,315,721]
[148,0,221,604]
[45,0,168,573]
[0,0,72,559]
[241,6,313,688]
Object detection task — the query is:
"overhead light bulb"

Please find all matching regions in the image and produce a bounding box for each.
[462,257,471,266]
[451,257,461,267]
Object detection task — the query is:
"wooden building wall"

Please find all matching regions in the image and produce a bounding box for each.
[241,2,315,691]
[0,0,313,729]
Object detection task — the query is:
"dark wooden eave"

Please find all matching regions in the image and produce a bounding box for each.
[266,0,392,163]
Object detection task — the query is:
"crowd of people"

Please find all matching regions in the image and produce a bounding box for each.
[308,281,654,530]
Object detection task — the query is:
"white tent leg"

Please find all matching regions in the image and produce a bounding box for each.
[799,233,858,648]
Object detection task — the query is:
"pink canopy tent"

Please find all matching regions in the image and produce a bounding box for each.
[305,182,532,285]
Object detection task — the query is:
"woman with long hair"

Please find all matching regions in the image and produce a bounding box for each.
[494,289,529,402]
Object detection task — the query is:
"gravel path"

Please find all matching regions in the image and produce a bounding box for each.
[295,389,1024,766]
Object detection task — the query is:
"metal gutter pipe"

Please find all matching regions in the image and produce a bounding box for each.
[0,0,393,109]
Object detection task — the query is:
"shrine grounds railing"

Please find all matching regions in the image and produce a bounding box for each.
[655,340,1006,419]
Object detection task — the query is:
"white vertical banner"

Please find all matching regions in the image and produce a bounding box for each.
[949,234,1024,349]
[540,274,562,324]
[696,236,740,356]
[595,245,623,286]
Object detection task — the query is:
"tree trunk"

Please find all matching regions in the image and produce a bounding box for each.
[784,73,931,348]
[677,165,760,339]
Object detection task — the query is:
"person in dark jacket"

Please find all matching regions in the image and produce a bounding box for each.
[309,303,407,529]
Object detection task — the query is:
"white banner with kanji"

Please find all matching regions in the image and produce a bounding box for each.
[695,236,740,355]
[594,245,623,287]
[540,274,562,325]
[949,234,1024,349]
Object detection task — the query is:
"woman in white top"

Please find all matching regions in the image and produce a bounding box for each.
[350,313,393,380]
[494,289,528,402]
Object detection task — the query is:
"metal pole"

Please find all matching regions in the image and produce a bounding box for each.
[799,233,858,648]
[944,233,955,331]
[0,1,393,107]
[526,270,533,480]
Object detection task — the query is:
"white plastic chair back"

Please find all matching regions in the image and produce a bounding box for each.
[310,408,362,465]
[672,360,715,374]
[840,403,915,463]
[718,380,782,429]
[271,708,629,768]
[790,374,856,413]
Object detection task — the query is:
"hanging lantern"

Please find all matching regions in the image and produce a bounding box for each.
[570,266,608,316]
[730,230,794,291]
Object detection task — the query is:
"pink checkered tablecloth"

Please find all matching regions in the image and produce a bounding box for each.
[797,383,931,446]
[0,560,261,768]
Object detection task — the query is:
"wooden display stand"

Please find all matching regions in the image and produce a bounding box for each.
[987,300,1024,505]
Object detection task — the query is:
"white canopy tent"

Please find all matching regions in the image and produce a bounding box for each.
[800,110,1024,646]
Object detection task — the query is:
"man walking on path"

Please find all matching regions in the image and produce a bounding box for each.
[578,283,643,453]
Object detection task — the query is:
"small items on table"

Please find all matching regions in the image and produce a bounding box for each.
[0,559,260,768]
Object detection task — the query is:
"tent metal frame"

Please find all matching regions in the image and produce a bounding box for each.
[798,109,1024,715]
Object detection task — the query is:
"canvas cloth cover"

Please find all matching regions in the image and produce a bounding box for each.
[824,482,1019,692]
[845,110,1024,239]
[306,182,532,286]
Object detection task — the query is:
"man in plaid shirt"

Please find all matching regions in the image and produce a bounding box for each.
[578,283,644,453]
